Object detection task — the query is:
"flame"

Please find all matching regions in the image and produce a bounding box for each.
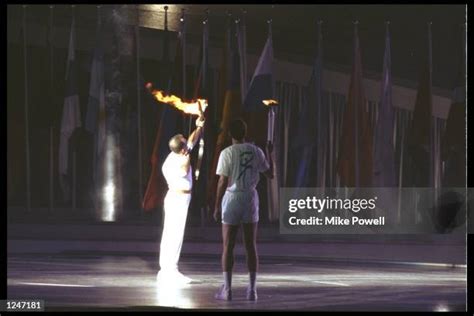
[147,84,208,115]
[263,99,279,106]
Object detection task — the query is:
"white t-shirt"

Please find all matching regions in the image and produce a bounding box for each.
[162,142,193,191]
[216,143,269,192]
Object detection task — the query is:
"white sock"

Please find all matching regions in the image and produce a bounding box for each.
[249,272,257,291]
[223,272,232,291]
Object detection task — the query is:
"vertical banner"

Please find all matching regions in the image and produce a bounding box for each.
[59,7,81,203]
[337,22,373,188]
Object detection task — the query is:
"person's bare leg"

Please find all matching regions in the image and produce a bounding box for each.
[216,223,239,300]
[222,224,239,271]
[242,222,258,300]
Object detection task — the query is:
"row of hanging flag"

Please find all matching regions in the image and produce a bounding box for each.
[51,6,465,220]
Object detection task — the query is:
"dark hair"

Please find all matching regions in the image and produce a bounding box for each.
[229,119,247,141]
[169,134,186,153]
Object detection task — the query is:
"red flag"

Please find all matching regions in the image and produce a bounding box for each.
[337,24,373,187]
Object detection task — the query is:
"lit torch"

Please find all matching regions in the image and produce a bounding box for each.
[263,99,278,144]
[146,82,208,115]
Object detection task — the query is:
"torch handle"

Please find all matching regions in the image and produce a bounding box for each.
[267,108,275,143]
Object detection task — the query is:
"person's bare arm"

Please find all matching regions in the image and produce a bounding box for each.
[213,175,229,222]
[181,154,192,174]
[186,101,206,152]
[187,124,204,150]
[262,141,274,179]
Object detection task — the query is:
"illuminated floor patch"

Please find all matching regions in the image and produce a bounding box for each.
[7,254,466,311]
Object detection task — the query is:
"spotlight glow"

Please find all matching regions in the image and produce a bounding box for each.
[155,283,194,308]
[103,182,115,222]
[100,135,118,222]
[434,303,449,312]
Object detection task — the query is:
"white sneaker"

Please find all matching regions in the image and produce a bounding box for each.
[156,271,169,284]
[215,284,232,301]
[246,286,257,301]
[156,271,192,287]
[174,271,193,284]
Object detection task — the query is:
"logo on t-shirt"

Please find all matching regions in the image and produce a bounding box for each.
[237,151,254,186]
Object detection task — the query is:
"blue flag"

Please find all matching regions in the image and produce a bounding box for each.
[294,23,325,187]
[373,24,396,187]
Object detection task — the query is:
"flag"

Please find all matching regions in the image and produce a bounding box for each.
[243,29,274,145]
[84,13,107,211]
[373,24,396,187]
[294,23,325,188]
[337,24,373,187]
[207,20,242,209]
[243,36,274,112]
[85,17,105,148]
[142,14,183,211]
[293,90,314,187]
[242,23,278,220]
[403,25,433,188]
[218,22,242,139]
[370,24,399,228]
[58,15,81,199]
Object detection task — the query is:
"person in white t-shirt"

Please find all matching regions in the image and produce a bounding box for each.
[213,119,273,301]
[156,113,205,286]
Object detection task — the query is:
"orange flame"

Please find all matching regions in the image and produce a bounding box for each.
[262,99,279,106]
[147,84,207,115]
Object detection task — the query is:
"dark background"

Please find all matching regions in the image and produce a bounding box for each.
[6,4,466,223]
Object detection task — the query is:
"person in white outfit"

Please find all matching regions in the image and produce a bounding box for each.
[214,119,273,301]
[156,113,205,286]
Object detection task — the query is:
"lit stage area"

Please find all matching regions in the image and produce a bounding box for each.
[7,251,466,311]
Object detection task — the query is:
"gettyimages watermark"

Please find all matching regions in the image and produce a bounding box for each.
[279,187,472,234]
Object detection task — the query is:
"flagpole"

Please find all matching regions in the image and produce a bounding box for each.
[135,5,143,208]
[203,9,209,90]
[427,22,437,211]
[22,5,31,213]
[354,21,360,188]
[242,9,248,97]
[49,5,55,214]
[92,5,101,190]
[71,5,76,212]
[180,9,190,136]
[316,20,322,188]
[72,149,76,210]
[50,126,54,213]
[397,120,405,224]
[328,93,333,188]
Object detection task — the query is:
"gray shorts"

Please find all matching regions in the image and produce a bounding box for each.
[221,190,259,225]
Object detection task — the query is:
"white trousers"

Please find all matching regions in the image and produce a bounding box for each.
[158,191,192,272]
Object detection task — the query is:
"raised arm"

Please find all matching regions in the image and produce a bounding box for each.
[186,100,206,151]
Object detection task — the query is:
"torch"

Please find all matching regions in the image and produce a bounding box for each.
[146,82,208,180]
[263,99,278,144]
